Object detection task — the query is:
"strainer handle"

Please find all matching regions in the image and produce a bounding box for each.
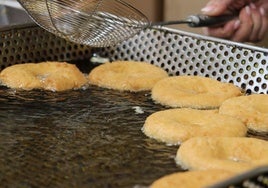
[187,14,237,27]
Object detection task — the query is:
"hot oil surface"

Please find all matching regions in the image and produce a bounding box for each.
[0,85,180,188]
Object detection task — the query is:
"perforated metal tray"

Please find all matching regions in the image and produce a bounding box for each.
[1,23,268,94]
[98,26,268,95]
[0,23,267,188]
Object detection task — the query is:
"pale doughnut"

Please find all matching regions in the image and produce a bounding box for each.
[219,94,268,133]
[142,108,247,145]
[0,62,87,91]
[150,169,236,188]
[88,61,169,92]
[176,137,268,173]
[151,76,242,109]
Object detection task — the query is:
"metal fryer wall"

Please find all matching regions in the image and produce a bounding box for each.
[0,23,268,94]
[95,27,268,94]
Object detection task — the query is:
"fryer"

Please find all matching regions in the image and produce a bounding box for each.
[0,23,268,188]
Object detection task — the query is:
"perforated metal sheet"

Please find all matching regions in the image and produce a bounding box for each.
[1,24,268,94]
[0,24,92,70]
[94,27,268,94]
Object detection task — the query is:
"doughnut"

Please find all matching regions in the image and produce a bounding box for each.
[88,61,169,92]
[151,76,242,109]
[176,137,268,172]
[150,169,236,188]
[0,62,87,91]
[219,94,268,133]
[142,108,247,145]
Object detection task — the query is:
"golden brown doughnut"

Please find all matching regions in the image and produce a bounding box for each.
[151,76,242,109]
[150,169,236,188]
[219,94,268,133]
[88,61,169,92]
[176,137,268,173]
[142,108,247,145]
[0,62,87,91]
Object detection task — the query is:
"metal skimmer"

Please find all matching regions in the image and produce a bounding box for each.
[17,0,235,47]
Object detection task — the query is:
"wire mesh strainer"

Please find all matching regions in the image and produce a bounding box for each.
[17,0,235,47]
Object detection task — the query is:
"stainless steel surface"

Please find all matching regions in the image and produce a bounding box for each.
[0,5,33,26]
[0,23,267,187]
[97,27,268,95]
[0,23,268,94]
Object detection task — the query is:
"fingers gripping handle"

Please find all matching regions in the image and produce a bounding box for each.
[187,14,236,27]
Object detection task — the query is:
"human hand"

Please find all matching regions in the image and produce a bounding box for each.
[201,0,268,43]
